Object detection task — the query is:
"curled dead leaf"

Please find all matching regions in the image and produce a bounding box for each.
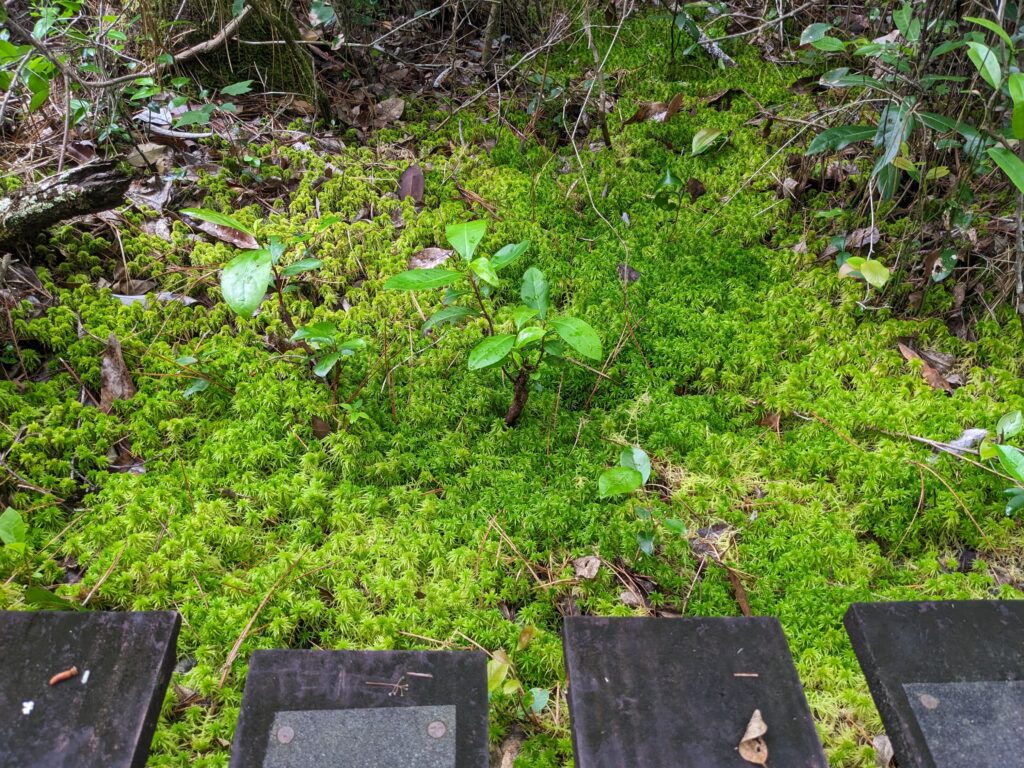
[738,709,768,765]
[409,247,454,270]
[897,342,956,394]
[847,225,881,249]
[397,163,424,204]
[189,218,259,250]
[573,555,601,580]
[99,334,136,414]
[623,92,684,125]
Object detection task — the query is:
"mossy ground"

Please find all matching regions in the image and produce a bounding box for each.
[3,17,1024,767]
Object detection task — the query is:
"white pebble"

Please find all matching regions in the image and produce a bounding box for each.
[21,701,34,715]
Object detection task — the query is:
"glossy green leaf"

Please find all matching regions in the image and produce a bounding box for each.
[964,16,1013,48]
[183,378,209,397]
[486,651,511,694]
[987,147,1024,195]
[966,42,1002,89]
[549,316,601,360]
[526,688,550,713]
[994,444,1024,484]
[221,248,273,316]
[515,326,546,348]
[423,306,478,332]
[663,518,687,534]
[692,128,723,156]
[470,257,500,287]
[620,447,652,484]
[811,37,846,52]
[1009,73,1024,106]
[511,305,539,330]
[492,241,530,270]
[182,208,256,238]
[313,352,344,377]
[800,23,832,45]
[24,586,82,610]
[468,334,516,370]
[806,125,875,155]
[0,507,26,547]
[281,258,322,277]
[598,467,643,498]
[291,321,338,346]
[384,268,463,290]
[998,410,1023,440]
[446,220,487,261]
[520,267,549,319]
[1005,488,1024,516]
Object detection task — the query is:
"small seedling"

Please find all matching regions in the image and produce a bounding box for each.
[386,220,604,426]
[290,321,366,377]
[181,208,338,324]
[598,446,687,554]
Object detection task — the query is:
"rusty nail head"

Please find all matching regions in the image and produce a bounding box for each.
[277,725,295,744]
[427,720,447,738]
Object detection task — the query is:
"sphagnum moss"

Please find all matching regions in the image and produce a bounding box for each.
[2,17,1023,768]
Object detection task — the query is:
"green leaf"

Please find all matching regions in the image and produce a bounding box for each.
[620,447,652,484]
[994,444,1024,484]
[859,259,890,289]
[220,79,254,96]
[806,125,875,155]
[486,651,511,695]
[468,335,516,370]
[526,687,550,713]
[446,220,487,261]
[0,507,26,547]
[998,410,1023,440]
[291,321,338,346]
[511,305,539,330]
[811,37,846,52]
[221,249,273,316]
[1005,488,1024,516]
[637,532,655,555]
[980,437,998,461]
[182,208,256,238]
[1009,73,1024,106]
[800,23,832,45]
[663,518,687,534]
[492,241,530,270]
[384,268,463,290]
[470,257,500,287]
[337,338,366,355]
[966,42,1002,90]
[964,16,1014,48]
[175,106,214,127]
[281,258,323,277]
[691,127,722,156]
[873,101,914,172]
[987,147,1024,195]
[892,3,912,36]
[549,316,601,361]
[1012,107,1024,141]
[653,166,683,209]
[520,268,549,319]
[24,586,82,610]
[424,306,478,332]
[314,352,344,377]
[515,326,546,348]
[598,467,643,498]
[183,378,209,397]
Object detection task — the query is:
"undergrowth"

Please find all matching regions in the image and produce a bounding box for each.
[2,17,1024,767]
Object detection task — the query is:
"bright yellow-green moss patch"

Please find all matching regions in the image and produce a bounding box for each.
[2,17,1023,768]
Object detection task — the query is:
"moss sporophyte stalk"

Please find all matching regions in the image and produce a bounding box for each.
[2,15,1024,768]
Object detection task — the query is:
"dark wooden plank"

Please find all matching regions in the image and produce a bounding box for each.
[563,615,828,768]
[0,610,181,768]
[845,600,1024,768]
[229,650,488,768]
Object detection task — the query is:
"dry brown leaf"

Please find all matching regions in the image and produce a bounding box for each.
[99,333,136,413]
[409,247,453,270]
[623,92,684,125]
[311,416,333,439]
[397,163,424,204]
[738,709,768,765]
[619,589,644,607]
[847,225,881,249]
[372,97,405,128]
[192,219,259,250]
[687,177,706,201]
[759,412,782,441]
[873,733,894,767]
[898,343,954,394]
[574,555,601,580]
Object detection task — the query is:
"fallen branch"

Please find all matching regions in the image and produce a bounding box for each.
[0,161,131,253]
[680,10,736,68]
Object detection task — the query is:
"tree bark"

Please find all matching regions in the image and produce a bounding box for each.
[0,161,131,253]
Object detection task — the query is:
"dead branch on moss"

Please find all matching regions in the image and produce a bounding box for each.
[0,161,131,253]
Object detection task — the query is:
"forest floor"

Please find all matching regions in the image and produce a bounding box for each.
[3,15,1024,768]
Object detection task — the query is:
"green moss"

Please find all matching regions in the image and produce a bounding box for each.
[1,15,1023,768]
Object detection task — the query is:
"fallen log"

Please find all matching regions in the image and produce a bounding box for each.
[0,161,131,253]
